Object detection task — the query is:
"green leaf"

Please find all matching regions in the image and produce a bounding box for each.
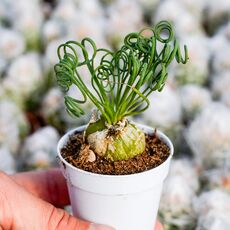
[85,117,107,135]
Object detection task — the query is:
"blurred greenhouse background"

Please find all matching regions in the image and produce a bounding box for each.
[0,0,230,229]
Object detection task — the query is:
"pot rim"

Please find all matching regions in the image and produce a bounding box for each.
[57,123,174,178]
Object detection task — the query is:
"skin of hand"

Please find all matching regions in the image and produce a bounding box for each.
[0,168,163,230]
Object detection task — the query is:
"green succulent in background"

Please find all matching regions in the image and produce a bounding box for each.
[54,20,188,161]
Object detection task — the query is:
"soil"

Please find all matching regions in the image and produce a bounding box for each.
[61,131,170,175]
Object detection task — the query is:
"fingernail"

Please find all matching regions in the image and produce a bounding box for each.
[89,223,115,230]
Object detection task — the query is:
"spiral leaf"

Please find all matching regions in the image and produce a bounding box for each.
[54,21,189,125]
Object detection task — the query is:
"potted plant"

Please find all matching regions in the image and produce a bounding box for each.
[54,20,188,230]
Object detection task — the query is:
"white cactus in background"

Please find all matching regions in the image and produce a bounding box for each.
[106,0,144,48]
[66,13,108,49]
[2,53,44,107]
[202,169,230,193]
[153,0,204,36]
[42,19,66,45]
[142,85,182,129]
[186,103,230,169]
[78,0,104,18]
[0,28,25,60]
[159,159,199,229]
[212,45,230,74]
[52,0,78,23]
[41,87,64,119]
[212,71,230,108]
[180,84,212,120]
[202,0,230,34]
[0,100,28,154]
[194,189,230,230]
[21,126,60,169]
[9,0,44,50]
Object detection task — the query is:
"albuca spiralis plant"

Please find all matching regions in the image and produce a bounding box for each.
[54,21,188,161]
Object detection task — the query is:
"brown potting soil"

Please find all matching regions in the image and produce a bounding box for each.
[61,131,170,175]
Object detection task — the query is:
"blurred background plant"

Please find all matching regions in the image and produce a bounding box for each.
[0,0,229,229]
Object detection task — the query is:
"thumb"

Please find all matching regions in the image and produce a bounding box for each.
[0,171,114,230]
[45,206,115,230]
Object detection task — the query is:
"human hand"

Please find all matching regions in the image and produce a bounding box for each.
[0,168,163,230]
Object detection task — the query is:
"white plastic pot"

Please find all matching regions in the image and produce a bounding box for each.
[58,124,174,230]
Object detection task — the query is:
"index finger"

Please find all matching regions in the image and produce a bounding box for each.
[10,168,70,207]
